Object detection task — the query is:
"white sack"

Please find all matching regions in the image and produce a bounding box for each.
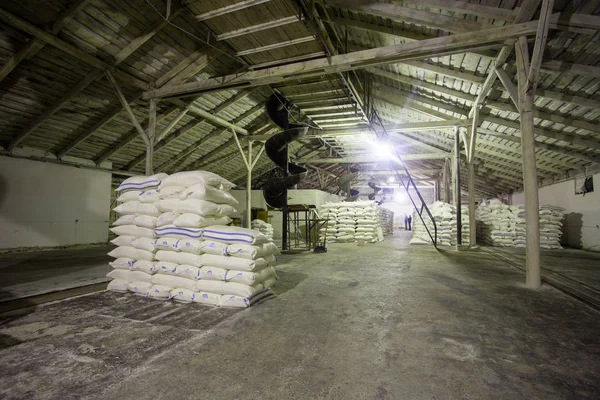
[201,254,267,271]
[202,225,269,245]
[110,235,136,247]
[159,171,234,190]
[117,173,167,192]
[174,214,232,228]
[155,250,203,267]
[129,260,157,274]
[147,285,172,300]
[107,279,129,292]
[199,266,227,281]
[108,246,154,261]
[133,215,157,229]
[109,257,135,270]
[171,288,195,303]
[193,291,220,306]
[131,237,157,253]
[180,184,239,205]
[130,271,153,283]
[152,274,196,291]
[128,282,152,296]
[116,191,142,203]
[155,225,203,240]
[157,211,179,227]
[107,269,129,281]
[113,215,136,226]
[155,261,178,275]
[110,225,155,238]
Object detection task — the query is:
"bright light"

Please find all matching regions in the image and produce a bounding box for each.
[368,139,402,165]
[387,176,395,183]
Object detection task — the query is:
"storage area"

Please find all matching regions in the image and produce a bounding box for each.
[1,0,599,398]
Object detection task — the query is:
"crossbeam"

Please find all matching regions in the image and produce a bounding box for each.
[143,21,540,99]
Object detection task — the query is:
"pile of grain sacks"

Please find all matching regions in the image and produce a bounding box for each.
[319,201,384,243]
[476,204,564,249]
[107,171,278,307]
[410,201,470,246]
[378,207,394,236]
[251,219,274,242]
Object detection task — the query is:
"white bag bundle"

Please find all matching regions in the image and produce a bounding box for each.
[138,190,161,204]
[113,201,140,215]
[197,240,229,256]
[175,265,201,280]
[108,246,154,261]
[116,173,168,192]
[111,225,156,238]
[129,260,158,274]
[155,250,203,267]
[130,271,153,283]
[147,285,172,300]
[128,282,152,296]
[171,288,195,303]
[113,215,136,226]
[158,186,186,200]
[180,184,239,206]
[109,257,135,270]
[155,225,203,240]
[173,214,232,228]
[193,291,221,306]
[111,235,136,247]
[201,253,267,272]
[131,237,157,253]
[199,266,228,281]
[157,211,179,227]
[133,215,157,229]
[107,279,129,292]
[159,171,235,190]
[158,199,235,217]
[152,274,196,291]
[117,191,142,203]
[155,261,178,275]
[202,225,269,245]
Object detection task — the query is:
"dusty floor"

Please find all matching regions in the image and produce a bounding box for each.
[1,233,599,399]
[0,245,111,301]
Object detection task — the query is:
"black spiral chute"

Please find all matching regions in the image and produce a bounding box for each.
[338,166,360,202]
[367,177,382,200]
[262,94,309,208]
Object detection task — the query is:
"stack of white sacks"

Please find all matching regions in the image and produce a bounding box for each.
[107,171,279,307]
[251,219,274,242]
[378,207,394,236]
[318,201,384,243]
[410,201,470,246]
[476,204,564,249]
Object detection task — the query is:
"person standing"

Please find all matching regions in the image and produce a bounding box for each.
[404,215,408,230]
[407,215,412,231]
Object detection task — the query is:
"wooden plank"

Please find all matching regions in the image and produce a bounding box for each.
[105,71,148,145]
[94,106,179,165]
[0,0,91,83]
[56,94,143,159]
[297,154,449,163]
[399,0,516,20]
[248,52,326,69]
[326,0,487,33]
[324,15,497,59]
[7,69,103,150]
[143,21,540,99]
[0,7,110,70]
[494,67,518,108]
[235,36,315,56]
[540,61,600,77]
[195,0,271,21]
[126,91,257,170]
[216,16,301,40]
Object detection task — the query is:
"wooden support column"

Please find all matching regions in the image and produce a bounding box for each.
[146,99,157,176]
[468,109,479,247]
[515,0,554,289]
[454,126,462,247]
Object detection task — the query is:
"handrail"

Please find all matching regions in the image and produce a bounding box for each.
[368,106,438,247]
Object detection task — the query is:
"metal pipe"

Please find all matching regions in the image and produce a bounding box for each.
[246,141,253,229]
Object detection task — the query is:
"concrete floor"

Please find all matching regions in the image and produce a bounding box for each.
[0,245,111,301]
[1,233,599,399]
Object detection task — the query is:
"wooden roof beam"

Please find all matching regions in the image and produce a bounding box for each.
[216,16,302,40]
[0,0,91,83]
[325,0,488,33]
[126,91,257,170]
[297,154,449,163]
[235,36,315,56]
[398,0,516,21]
[3,6,183,151]
[143,21,540,99]
[195,0,271,21]
[57,50,212,158]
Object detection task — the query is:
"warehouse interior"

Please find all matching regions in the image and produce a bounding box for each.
[1,0,599,398]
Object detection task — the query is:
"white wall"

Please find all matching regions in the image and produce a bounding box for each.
[510,173,600,251]
[0,157,112,248]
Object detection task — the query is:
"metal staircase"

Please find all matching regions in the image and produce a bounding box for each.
[367,105,438,247]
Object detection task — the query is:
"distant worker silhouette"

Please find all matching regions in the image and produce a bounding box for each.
[407,215,412,231]
[404,215,408,230]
